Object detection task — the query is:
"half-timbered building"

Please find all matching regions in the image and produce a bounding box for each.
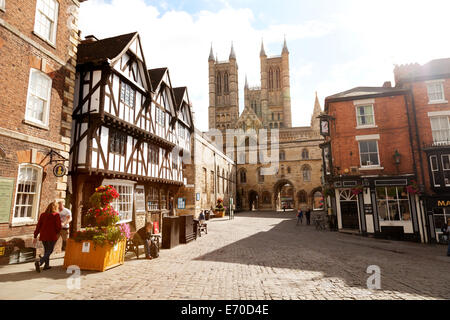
[70,33,193,232]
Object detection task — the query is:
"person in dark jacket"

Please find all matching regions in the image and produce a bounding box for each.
[445,218,450,257]
[33,201,61,272]
[296,208,304,226]
[305,209,311,225]
[136,222,153,260]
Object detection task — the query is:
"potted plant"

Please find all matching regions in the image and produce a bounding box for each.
[64,185,131,272]
[214,198,226,218]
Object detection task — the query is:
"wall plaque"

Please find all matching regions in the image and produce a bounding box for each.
[0,178,14,223]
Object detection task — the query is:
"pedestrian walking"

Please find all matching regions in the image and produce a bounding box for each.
[305,208,311,226]
[296,208,304,226]
[58,201,72,251]
[33,201,61,272]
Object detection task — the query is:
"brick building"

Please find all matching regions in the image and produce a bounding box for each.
[395,58,450,243]
[321,85,426,242]
[0,0,82,255]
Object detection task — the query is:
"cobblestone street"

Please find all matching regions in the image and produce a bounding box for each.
[1,211,450,300]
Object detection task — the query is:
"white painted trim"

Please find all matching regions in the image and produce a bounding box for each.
[11,164,43,226]
[359,166,384,171]
[356,125,378,130]
[356,134,380,141]
[33,0,59,47]
[426,79,445,84]
[0,0,5,11]
[25,69,52,128]
[428,110,450,117]
[353,98,375,106]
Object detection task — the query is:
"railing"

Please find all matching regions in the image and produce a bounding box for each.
[422,140,450,149]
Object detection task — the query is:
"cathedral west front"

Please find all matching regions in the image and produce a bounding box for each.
[207,39,324,212]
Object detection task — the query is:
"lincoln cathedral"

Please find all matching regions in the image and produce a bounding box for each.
[207,39,324,211]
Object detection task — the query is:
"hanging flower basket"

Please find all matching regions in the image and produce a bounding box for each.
[351,185,364,195]
[215,198,226,217]
[64,185,131,272]
[406,180,421,195]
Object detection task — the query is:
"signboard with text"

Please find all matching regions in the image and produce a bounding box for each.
[0,178,14,223]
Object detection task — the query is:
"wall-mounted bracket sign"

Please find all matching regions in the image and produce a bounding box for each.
[320,119,330,136]
[53,163,67,177]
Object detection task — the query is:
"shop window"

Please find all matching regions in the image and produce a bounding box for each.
[148,187,159,210]
[160,190,167,210]
[13,164,43,223]
[433,207,450,235]
[376,187,411,221]
[106,181,134,223]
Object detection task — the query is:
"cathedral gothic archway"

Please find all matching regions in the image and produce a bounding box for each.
[274,179,295,211]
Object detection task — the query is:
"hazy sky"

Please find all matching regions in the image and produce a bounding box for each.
[79,0,450,131]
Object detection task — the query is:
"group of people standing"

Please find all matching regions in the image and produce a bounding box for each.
[296,208,311,226]
[33,201,72,273]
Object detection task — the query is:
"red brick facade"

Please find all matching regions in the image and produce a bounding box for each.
[0,1,81,252]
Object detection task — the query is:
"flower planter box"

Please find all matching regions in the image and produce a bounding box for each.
[63,238,126,272]
[214,210,225,218]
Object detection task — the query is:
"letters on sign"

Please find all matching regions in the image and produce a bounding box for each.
[437,201,450,207]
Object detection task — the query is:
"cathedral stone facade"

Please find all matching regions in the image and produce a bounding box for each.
[207,40,324,211]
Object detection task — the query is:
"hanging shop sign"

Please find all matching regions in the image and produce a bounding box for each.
[53,163,67,177]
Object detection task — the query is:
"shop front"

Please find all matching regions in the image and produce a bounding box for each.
[332,177,424,242]
[424,196,450,244]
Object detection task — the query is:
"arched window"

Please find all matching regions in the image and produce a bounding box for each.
[302,149,309,160]
[224,72,229,94]
[287,167,291,174]
[279,150,286,161]
[239,169,247,183]
[258,167,264,183]
[269,68,274,90]
[216,72,222,96]
[302,165,312,182]
[298,190,307,203]
[276,68,280,89]
[313,191,324,210]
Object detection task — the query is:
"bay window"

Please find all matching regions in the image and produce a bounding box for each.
[376,187,411,221]
[104,181,134,223]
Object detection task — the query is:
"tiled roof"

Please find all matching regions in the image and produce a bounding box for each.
[326,86,408,101]
[77,32,137,65]
[148,68,167,90]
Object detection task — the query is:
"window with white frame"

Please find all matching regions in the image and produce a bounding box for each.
[356,104,375,127]
[0,0,5,11]
[427,81,446,103]
[34,0,59,44]
[106,181,134,223]
[376,187,411,221]
[359,140,380,167]
[26,69,52,126]
[430,155,440,187]
[441,155,450,187]
[13,165,43,223]
[430,116,450,145]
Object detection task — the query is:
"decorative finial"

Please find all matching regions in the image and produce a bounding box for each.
[282,35,289,54]
[245,74,248,88]
[208,43,214,61]
[260,38,266,57]
[229,41,236,60]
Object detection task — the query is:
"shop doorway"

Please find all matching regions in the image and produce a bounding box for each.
[339,189,359,230]
[249,190,258,211]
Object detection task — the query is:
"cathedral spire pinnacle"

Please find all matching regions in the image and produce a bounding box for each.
[260,39,266,57]
[282,35,289,54]
[245,74,248,88]
[229,41,236,60]
[208,43,215,61]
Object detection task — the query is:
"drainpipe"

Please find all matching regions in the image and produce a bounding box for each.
[408,90,429,242]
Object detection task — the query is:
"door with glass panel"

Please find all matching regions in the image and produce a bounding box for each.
[339,189,359,230]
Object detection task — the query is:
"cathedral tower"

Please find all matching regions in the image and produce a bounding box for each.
[208,43,239,131]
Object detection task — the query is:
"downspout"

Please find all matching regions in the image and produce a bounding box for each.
[409,89,429,242]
